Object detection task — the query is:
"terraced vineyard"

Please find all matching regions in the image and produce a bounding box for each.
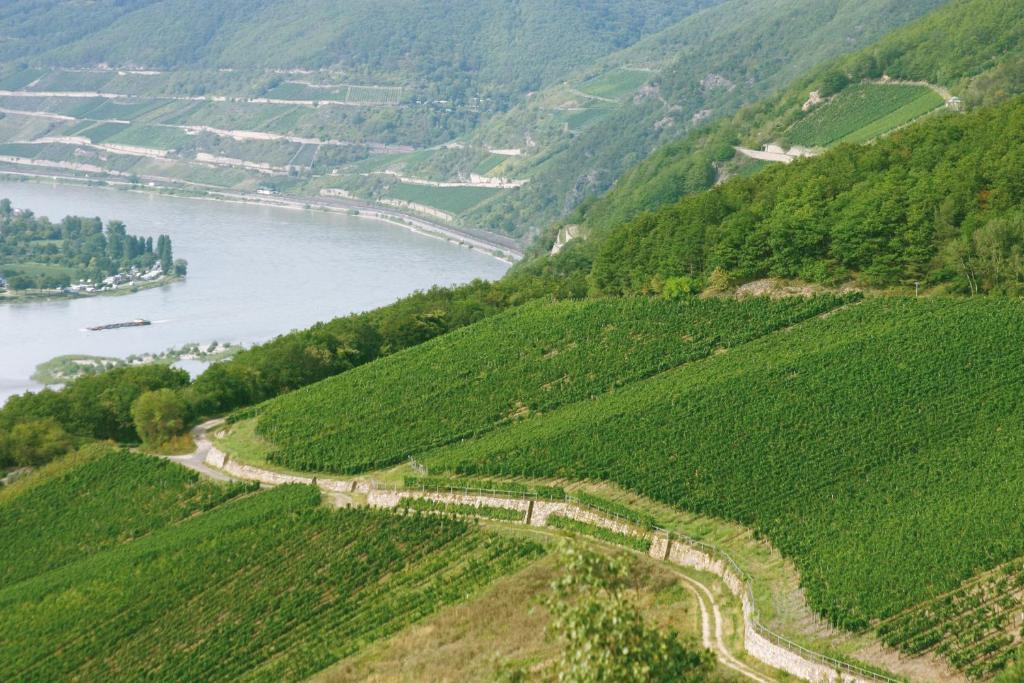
[253,295,852,474]
[0,484,543,682]
[384,182,502,215]
[423,297,1024,661]
[578,68,652,100]
[879,559,1024,679]
[0,445,252,587]
[785,83,944,147]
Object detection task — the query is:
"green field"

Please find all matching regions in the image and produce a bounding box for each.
[80,121,130,142]
[108,124,195,150]
[0,261,76,281]
[423,298,1024,641]
[31,69,116,92]
[0,446,250,586]
[0,143,43,158]
[347,84,402,105]
[578,68,651,100]
[253,296,851,474]
[267,81,347,102]
[0,69,46,90]
[384,181,502,215]
[0,483,542,681]
[564,105,614,129]
[85,98,169,121]
[472,153,507,175]
[785,83,944,147]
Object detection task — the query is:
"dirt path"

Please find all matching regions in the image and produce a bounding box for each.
[174,421,789,682]
[158,420,238,482]
[673,569,775,682]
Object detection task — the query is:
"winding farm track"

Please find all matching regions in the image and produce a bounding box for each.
[172,420,776,682]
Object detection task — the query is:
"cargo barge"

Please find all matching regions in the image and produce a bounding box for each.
[87,319,152,332]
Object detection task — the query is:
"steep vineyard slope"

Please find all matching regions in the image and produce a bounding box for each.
[461,0,946,236]
[0,444,251,586]
[423,298,1024,642]
[248,295,853,474]
[0,483,542,681]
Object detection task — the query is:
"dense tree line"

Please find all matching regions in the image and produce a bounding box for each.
[0,256,588,467]
[591,96,1024,295]
[0,200,182,290]
[0,365,189,468]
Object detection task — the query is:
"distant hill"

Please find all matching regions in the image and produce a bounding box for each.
[0,0,944,241]
[455,0,948,236]
[574,0,1024,244]
[2,1,713,99]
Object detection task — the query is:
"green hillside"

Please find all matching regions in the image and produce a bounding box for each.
[784,83,944,147]
[422,298,1024,636]
[590,94,1024,295]
[0,445,251,586]
[252,295,851,474]
[574,0,1024,244]
[462,0,947,236]
[0,483,542,681]
[2,1,709,97]
[0,0,945,241]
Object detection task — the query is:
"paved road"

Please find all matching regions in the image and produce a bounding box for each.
[161,420,237,482]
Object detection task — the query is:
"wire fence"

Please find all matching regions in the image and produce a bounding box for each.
[656,526,900,683]
[386,471,899,683]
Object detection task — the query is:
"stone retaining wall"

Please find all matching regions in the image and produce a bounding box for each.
[651,532,875,683]
[200,448,886,683]
[215,452,356,493]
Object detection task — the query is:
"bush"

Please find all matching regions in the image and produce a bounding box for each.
[131,389,188,446]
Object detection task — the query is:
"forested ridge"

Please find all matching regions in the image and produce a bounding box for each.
[1,1,709,101]
[571,0,1024,244]
[463,0,946,236]
[591,96,1024,294]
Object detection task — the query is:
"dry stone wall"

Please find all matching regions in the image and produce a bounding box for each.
[651,532,880,683]
[200,448,889,683]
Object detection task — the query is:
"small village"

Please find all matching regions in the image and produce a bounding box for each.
[62,262,169,295]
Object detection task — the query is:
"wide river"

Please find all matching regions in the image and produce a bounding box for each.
[0,180,508,403]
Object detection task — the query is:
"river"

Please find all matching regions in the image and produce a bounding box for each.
[0,180,509,404]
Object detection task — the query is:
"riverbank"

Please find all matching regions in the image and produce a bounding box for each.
[0,167,524,263]
[0,274,183,304]
[31,341,241,385]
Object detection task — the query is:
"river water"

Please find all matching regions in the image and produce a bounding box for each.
[0,180,509,404]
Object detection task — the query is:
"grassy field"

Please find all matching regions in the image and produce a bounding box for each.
[420,297,1024,657]
[785,83,944,147]
[0,261,76,281]
[267,82,347,102]
[384,181,502,215]
[579,68,651,100]
[30,69,115,92]
[251,296,851,474]
[0,483,542,682]
[0,143,43,158]
[314,550,737,682]
[85,98,169,121]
